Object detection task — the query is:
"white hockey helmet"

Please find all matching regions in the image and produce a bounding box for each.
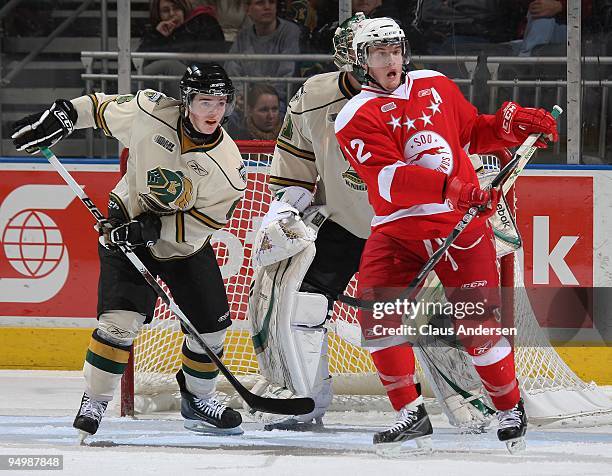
[352,17,410,74]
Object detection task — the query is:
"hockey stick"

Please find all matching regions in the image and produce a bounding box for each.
[339,105,563,310]
[40,147,315,416]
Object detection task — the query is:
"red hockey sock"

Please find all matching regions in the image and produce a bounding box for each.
[468,337,520,410]
[371,344,419,411]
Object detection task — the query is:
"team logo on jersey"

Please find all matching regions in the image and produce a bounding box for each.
[144,91,163,103]
[186,160,208,176]
[342,164,367,191]
[404,131,453,175]
[280,114,293,140]
[115,94,134,104]
[143,167,193,210]
[290,85,305,105]
[237,163,247,183]
[418,89,431,97]
[153,134,176,153]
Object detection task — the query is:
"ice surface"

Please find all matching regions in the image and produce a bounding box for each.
[1,371,611,476]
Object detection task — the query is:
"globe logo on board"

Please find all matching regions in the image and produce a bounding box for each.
[2,210,65,278]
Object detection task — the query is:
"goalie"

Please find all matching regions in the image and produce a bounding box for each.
[247,13,371,429]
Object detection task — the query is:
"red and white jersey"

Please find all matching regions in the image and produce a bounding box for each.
[334,69,516,240]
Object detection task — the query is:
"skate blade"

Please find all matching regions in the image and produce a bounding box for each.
[505,437,526,454]
[184,420,244,436]
[77,430,91,445]
[375,436,433,458]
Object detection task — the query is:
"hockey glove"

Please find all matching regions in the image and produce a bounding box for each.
[495,101,558,148]
[12,99,77,154]
[444,176,499,219]
[97,213,161,249]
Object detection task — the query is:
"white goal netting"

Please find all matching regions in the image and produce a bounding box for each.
[126,141,611,424]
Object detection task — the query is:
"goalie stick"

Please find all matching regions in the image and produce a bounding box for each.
[339,105,563,311]
[40,146,315,416]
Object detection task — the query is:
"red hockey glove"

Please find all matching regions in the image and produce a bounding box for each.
[444,176,500,219]
[495,101,558,148]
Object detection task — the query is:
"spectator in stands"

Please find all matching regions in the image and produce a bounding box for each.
[514,1,592,56]
[139,0,226,98]
[196,0,248,43]
[414,0,524,54]
[228,84,282,140]
[224,0,301,110]
[140,0,226,52]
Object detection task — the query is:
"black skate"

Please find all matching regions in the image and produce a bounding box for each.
[73,392,108,443]
[497,398,527,454]
[180,390,244,435]
[373,403,433,457]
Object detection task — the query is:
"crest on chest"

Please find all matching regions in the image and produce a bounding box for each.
[139,166,193,213]
[404,131,453,175]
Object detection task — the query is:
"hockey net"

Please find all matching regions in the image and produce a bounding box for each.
[122,140,611,424]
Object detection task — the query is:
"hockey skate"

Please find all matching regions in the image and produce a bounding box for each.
[373,402,433,457]
[73,392,108,444]
[497,398,527,454]
[181,390,244,435]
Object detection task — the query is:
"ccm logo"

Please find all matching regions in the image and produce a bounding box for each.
[461,280,488,288]
[502,102,517,134]
[381,102,397,113]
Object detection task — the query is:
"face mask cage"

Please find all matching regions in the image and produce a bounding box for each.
[332,12,367,81]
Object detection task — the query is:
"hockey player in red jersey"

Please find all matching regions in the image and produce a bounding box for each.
[334,18,558,454]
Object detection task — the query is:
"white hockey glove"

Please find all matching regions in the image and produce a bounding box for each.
[12,99,77,154]
[253,186,316,267]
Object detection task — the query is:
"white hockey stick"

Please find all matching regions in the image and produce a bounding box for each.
[40,146,315,416]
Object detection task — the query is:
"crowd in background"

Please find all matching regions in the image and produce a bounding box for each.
[4,0,612,155]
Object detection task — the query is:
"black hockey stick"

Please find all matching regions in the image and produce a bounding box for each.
[339,105,563,311]
[40,147,315,416]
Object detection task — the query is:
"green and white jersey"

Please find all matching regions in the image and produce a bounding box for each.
[271,71,372,239]
[71,89,246,259]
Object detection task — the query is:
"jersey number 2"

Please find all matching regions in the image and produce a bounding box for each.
[350,139,371,163]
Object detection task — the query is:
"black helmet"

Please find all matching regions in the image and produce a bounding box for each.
[179,63,236,137]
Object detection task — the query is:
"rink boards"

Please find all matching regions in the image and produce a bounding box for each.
[0,158,610,383]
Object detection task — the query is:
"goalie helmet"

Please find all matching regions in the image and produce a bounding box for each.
[352,17,410,84]
[332,11,367,82]
[179,63,236,138]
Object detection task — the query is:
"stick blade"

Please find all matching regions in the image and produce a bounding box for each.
[243,393,315,415]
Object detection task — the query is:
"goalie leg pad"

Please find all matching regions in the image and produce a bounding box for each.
[249,242,332,412]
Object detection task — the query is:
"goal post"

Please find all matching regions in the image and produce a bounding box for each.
[120,140,612,424]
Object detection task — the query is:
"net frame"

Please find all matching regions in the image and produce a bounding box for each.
[120,141,612,424]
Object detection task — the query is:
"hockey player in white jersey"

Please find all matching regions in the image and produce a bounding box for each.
[248,13,373,429]
[12,63,246,439]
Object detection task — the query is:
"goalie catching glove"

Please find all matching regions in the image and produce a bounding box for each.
[253,186,316,267]
[96,212,161,250]
[12,99,77,154]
